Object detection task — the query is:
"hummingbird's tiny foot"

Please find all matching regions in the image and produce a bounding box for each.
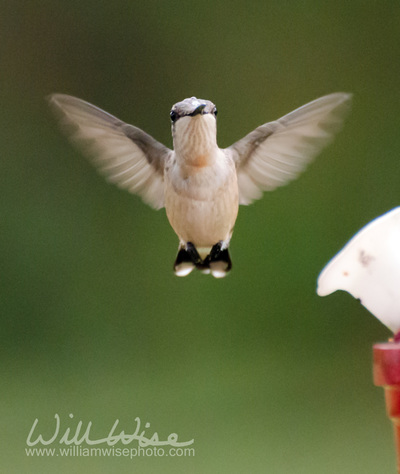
[208,243,232,278]
[174,242,202,276]
[174,261,195,277]
[174,241,231,277]
[209,241,223,260]
[210,263,228,278]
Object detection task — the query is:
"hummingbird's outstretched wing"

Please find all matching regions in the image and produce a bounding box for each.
[48,94,171,209]
[228,93,352,205]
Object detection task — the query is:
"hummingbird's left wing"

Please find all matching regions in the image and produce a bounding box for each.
[227,93,352,205]
[48,94,171,209]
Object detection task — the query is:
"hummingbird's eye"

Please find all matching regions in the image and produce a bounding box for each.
[170,110,178,122]
[213,107,218,116]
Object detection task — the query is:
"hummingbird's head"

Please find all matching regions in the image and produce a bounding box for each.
[170,97,218,161]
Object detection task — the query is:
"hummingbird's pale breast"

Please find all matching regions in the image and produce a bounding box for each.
[165,113,239,254]
[164,151,239,253]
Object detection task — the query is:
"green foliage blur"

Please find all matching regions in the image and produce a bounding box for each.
[2,1,400,472]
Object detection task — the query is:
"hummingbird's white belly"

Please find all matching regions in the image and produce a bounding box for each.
[164,157,239,251]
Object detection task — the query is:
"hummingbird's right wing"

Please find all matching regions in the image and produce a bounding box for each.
[48,94,171,210]
[228,93,352,205]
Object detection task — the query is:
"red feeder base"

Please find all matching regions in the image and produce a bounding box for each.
[373,342,400,473]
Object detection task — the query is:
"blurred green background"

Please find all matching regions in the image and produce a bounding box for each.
[2,1,400,472]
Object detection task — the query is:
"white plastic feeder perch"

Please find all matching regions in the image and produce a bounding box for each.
[317,207,400,335]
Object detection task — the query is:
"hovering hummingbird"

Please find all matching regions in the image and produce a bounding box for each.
[48,92,351,278]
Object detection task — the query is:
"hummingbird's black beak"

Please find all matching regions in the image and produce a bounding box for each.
[190,104,206,116]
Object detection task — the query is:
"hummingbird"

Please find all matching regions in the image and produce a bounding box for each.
[48,92,351,278]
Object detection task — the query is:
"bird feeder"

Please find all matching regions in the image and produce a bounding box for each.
[317,207,400,472]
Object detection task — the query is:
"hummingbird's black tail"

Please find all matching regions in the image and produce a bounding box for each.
[174,242,232,278]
